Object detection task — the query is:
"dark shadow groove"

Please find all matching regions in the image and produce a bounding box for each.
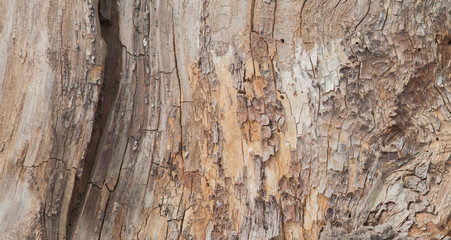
[66,0,122,238]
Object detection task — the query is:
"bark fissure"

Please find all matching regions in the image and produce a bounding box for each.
[97,192,111,240]
[299,0,307,33]
[27,158,76,172]
[66,0,123,237]
[355,0,371,30]
[171,7,184,163]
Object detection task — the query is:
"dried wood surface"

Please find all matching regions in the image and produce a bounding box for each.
[0,0,450,239]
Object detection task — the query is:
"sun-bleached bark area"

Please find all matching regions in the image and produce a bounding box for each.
[0,0,450,239]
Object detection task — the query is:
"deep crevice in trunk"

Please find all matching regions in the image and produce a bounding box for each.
[66,0,122,238]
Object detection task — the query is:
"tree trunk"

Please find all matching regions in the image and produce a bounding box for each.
[1,0,450,239]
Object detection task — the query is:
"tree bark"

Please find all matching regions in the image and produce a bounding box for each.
[0,0,450,239]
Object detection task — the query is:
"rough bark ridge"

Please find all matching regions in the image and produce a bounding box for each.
[0,0,450,239]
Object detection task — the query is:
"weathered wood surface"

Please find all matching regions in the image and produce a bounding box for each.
[0,0,450,239]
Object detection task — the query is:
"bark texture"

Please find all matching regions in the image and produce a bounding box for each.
[0,0,450,239]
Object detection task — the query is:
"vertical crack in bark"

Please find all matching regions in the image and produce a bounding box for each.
[177,186,186,240]
[249,0,257,79]
[66,0,122,238]
[299,0,307,34]
[97,193,111,240]
[240,136,246,164]
[272,0,277,39]
[171,7,184,162]
[250,0,256,32]
[269,53,278,92]
[355,0,371,30]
